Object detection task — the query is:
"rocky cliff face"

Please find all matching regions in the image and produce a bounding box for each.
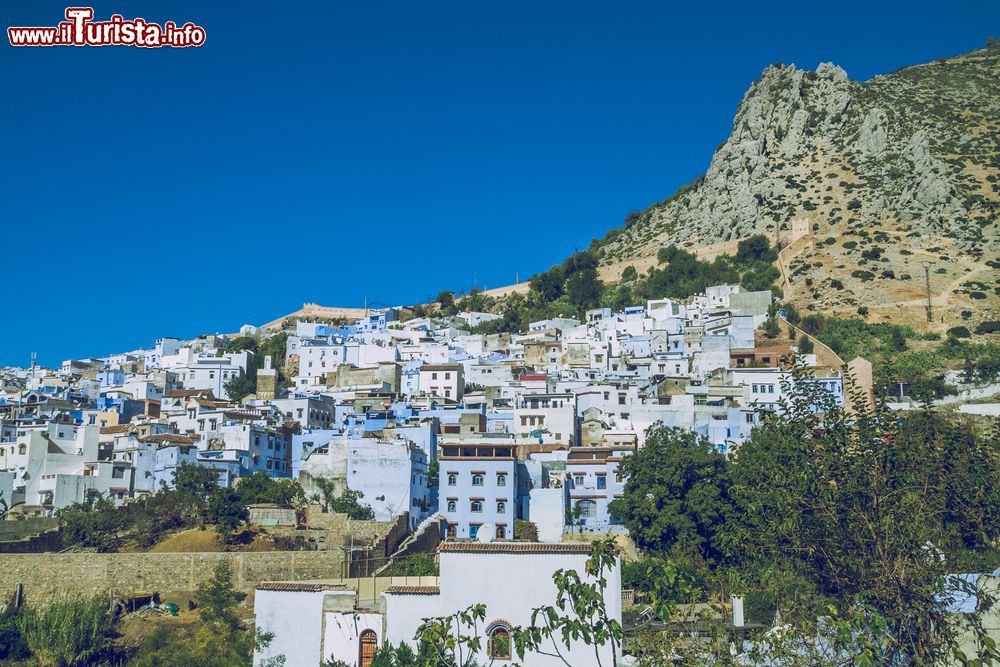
[596,44,1000,323]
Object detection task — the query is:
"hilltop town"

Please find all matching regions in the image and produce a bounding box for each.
[1,36,999,667]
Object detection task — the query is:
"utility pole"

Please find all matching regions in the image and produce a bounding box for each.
[921,262,933,323]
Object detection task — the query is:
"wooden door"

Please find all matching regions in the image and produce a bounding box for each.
[359,629,378,667]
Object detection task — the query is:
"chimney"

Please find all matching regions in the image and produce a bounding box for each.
[264,355,273,371]
[732,596,745,628]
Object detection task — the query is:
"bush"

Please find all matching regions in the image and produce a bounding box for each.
[974,321,1000,335]
[514,520,539,541]
[380,554,438,576]
[947,326,972,339]
[19,597,118,667]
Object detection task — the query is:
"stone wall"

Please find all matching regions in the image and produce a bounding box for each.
[0,550,346,604]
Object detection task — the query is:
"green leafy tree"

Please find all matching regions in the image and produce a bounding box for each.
[723,365,1000,664]
[223,374,256,403]
[234,472,304,508]
[565,267,603,315]
[436,291,455,308]
[761,316,781,339]
[312,480,376,520]
[735,234,778,264]
[207,488,249,542]
[609,426,731,563]
[134,560,278,667]
[530,266,565,302]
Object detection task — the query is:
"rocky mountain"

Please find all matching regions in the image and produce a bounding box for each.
[595,42,1000,328]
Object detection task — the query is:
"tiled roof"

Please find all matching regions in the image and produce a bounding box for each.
[100,424,131,434]
[166,389,213,398]
[438,541,593,554]
[256,581,348,592]
[383,585,440,595]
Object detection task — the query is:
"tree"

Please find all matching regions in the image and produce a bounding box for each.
[197,560,246,628]
[312,480,375,520]
[782,303,801,325]
[207,488,249,542]
[797,334,814,354]
[530,266,565,302]
[735,234,778,265]
[761,316,781,339]
[57,494,126,550]
[620,265,638,282]
[565,267,603,315]
[723,365,1000,663]
[174,462,220,498]
[609,426,731,563]
[134,559,278,667]
[436,291,455,308]
[234,472,304,508]
[224,374,256,403]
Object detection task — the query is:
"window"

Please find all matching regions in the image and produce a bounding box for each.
[112,467,126,479]
[575,499,597,519]
[469,524,480,539]
[447,473,457,486]
[496,501,506,513]
[496,525,506,539]
[496,473,507,487]
[574,474,584,486]
[597,475,607,490]
[752,384,759,394]
[447,500,456,512]
[471,500,483,513]
[472,474,484,486]
[768,384,775,394]
[18,445,26,455]
[487,623,512,660]
[432,372,438,380]
[447,523,457,538]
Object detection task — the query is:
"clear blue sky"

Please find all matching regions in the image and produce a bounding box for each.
[3,1,998,366]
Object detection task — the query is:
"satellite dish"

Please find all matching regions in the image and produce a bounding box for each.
[476,523,495,543]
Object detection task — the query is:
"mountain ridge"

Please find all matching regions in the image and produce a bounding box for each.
[587,42,1000,328]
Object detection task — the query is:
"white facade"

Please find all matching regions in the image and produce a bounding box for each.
[384,542,621,667]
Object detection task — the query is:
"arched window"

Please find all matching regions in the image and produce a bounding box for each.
[472,474,484,486]
[18,444,26,455]
[447,500,456,512]
[487,622,512,660]
[575,499,597,519]
[496,501,506,514]
[471,500,483,513]
[359,629,378,667]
